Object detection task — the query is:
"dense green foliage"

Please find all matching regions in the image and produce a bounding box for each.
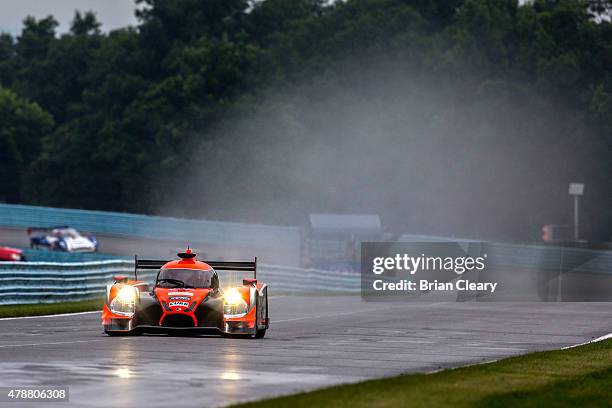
[0,88,53,203]
[0,0,610,239]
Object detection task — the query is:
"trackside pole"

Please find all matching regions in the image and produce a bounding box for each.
[568,183,584,242]
[573,195,579,241]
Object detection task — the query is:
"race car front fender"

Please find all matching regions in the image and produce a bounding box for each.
[222,284,269,335]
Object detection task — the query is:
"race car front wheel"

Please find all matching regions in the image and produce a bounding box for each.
[104,330,129,336]
[253,288,268,339]
[104,330,141,336]
[254,328,266,338]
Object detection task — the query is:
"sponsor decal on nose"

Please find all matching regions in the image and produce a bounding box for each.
[168,291,194,296]
[169,301,190,308]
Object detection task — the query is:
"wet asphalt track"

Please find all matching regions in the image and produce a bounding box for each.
[0,296,610,408]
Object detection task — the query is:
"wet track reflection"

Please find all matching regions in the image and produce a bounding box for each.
[0,296,609,407]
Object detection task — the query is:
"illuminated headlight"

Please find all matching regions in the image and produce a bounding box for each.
[117,286,136,303]
[223,288,247,316]
[224,288,243,305]
[10,253,21,261]
[110,286,137,316]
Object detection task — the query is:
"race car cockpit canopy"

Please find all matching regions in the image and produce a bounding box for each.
[155,248,218,289]
[156,267,217,289]
[52,227,80,238]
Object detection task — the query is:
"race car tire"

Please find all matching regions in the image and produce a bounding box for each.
[254,328,266,338]
[104,331,129,336]
[253,290,268,339]
[104,330,138,336]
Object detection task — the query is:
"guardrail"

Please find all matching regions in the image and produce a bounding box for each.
[0,261,359,305]
[22,249,130,263]
[1,240,611,305]
[397,236,612,275]
[0,260,135,304]
[484,242,612,274]
[0,203,301,250]
[256,265,359,293]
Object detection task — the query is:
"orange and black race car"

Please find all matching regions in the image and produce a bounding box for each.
[102,248,269,338]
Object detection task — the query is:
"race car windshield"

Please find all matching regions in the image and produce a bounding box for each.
[53,228,80,238]
[156,268,215,288]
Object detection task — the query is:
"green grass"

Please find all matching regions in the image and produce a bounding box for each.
[234,339,612,408]
[0,298,103,318]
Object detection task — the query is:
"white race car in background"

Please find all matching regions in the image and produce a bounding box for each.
[28,226,99,252]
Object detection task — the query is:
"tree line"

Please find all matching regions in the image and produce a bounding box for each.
[0,0,610,240]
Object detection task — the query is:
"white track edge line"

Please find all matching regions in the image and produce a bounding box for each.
[0,310,99,321]
[562,332,612,349]
[0,339,105,348]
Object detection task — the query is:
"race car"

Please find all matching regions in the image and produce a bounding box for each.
[0,246,25,261]
[102,248,269,338]
[28,226,98,252]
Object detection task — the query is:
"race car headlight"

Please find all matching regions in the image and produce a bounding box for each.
[110,286,137,316]
[116,286,136,303]
[224,288,243,305]
[223,288,248,316]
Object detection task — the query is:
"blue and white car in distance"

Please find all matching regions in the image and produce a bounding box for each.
[28,226,99,252]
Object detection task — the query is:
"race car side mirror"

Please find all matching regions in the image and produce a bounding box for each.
[243,278,257,286]
[114,275,128,283]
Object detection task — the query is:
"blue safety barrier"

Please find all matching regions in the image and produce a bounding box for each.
[21,249,130,263]
[0,260,135,304]
[0,261,359,305]
[0,204,609,305]
[0,241,610,304]
[0,203,301,250]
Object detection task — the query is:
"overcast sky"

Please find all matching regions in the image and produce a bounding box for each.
[0,0,139,35]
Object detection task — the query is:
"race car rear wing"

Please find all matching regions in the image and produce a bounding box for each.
[134,256,258,280]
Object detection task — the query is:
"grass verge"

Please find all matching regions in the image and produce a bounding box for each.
[234,338,612,408]
[0,298,103,318]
